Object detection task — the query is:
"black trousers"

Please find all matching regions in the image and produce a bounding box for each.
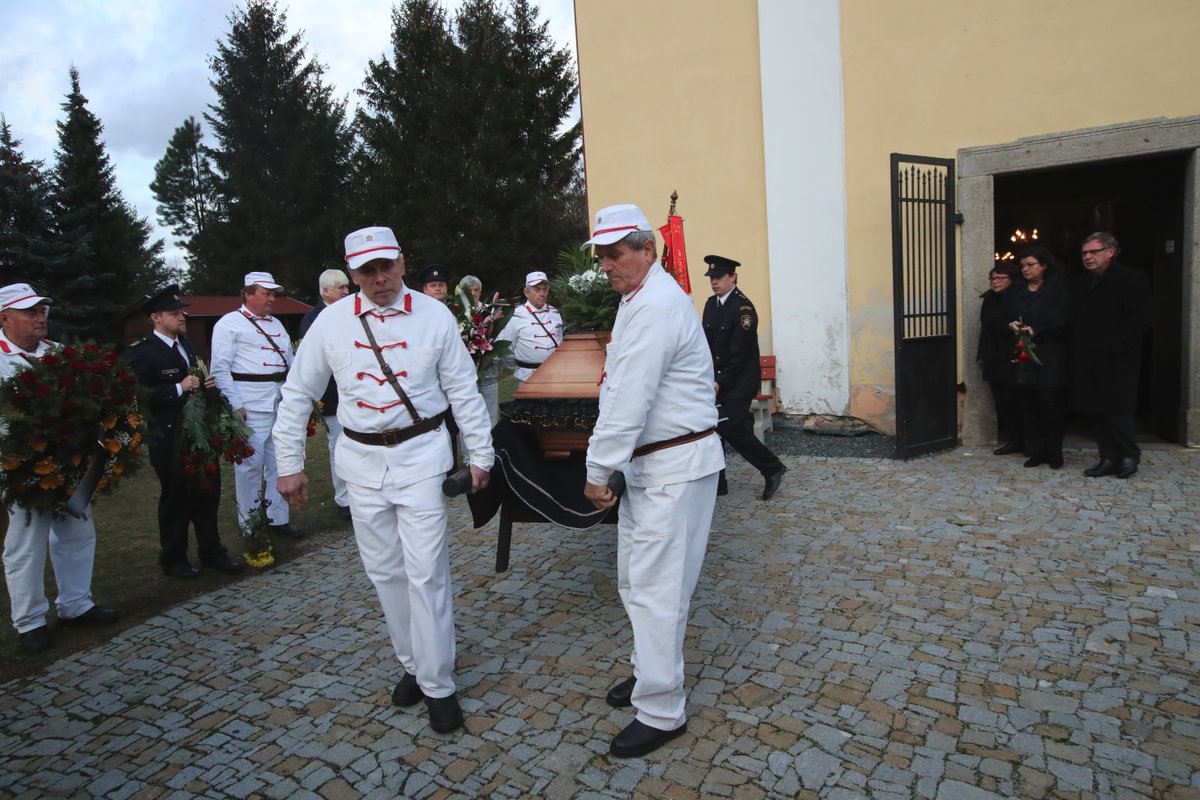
[1016,385,1066,461]
[150,443,227,567]
[716,396,783,476]
[1088,413,1140,461]
[987,379,1024,446]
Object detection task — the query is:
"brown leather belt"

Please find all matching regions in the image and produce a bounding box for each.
[232,371,288,382]
[343,412,447,447]
[632,427,717,459]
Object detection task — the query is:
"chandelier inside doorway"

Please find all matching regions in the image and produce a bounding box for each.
[995,227,1039,261]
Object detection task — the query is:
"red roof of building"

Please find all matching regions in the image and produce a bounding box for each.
[181,296,313,317]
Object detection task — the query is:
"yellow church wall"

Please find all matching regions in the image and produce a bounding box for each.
[840,0,1200,429]
[573,1,773,348]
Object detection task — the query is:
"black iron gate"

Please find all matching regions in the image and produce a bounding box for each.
[891,154,957,459]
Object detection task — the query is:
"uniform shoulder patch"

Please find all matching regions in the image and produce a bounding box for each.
[740,314,753,331]
[127,338,147,347]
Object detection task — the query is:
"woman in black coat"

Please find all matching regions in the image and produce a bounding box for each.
[1001,246,1070,468]
[977,263,1023,454]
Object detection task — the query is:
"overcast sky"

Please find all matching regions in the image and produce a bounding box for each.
[0,0,577,270]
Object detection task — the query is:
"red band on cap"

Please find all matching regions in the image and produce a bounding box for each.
[591,224,640,237]
[346,245,400,262]
[2,293,41,309]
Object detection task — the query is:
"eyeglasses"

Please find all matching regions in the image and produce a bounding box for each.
[1081,247,1111,257]
[988,276,1011,282]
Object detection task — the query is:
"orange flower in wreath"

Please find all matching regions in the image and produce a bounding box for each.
[38,473,65,489]
[32,457,57,476]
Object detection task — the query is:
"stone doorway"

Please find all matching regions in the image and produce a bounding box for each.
[959,116,1200,448]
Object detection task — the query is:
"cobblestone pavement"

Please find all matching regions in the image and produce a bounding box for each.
[1,446,1198,799]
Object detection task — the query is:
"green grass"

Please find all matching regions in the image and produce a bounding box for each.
[0,426,351,684]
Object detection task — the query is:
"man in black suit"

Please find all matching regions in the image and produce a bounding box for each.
[1068,232,1153,479]
[124,286,244,577]
[701,255,786,500]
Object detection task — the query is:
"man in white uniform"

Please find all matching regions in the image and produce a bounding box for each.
[495,271,563,385]
[299,269,352,521]
[274,227,493,734]
[582,205,725,758]
[210,272,299,538]
[0,283,119,653]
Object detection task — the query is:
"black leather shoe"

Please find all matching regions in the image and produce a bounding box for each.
[1023,457,1043,468]
[162,562,201,579]
[270,523,303,539]
[610,719,687,758]
[762,466,787,501]
[1048,455,1064,470]
[992,442,1022,455]
[425,693,464,733]
[202,555,245,575]
[1084,458,1117,478]
[1115,457,1138,479]
[605,676,635,708]
[716,481,728,496]
[392,673,423,707]
[18,625,52,654]
[59,606,119,627]
[337,504,352,521]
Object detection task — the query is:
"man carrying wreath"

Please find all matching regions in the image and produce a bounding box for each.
[0,283,119,653]
[124,285,244,579]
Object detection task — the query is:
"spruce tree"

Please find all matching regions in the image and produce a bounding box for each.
[0,118,62,289]
[150,115,222,273]
[354,0,584,295]
[199,0,350,293]
[49,67,166,342]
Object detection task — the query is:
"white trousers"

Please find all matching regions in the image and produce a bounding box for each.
[324,415,349,507]
[347,475,456,698]
[235,408,288,527]
[3,504,97,632]
[617,472,718,730]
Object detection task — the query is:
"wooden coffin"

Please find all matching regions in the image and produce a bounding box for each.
[511,332,607,457]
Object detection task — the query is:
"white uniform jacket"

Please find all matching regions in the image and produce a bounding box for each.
[586,264,724,489]
[495,302,563,381]
[210,306,293,413]
[0,331,53,381]
[274,287,494,489]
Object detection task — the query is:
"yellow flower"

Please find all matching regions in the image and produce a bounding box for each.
[244,550,274,568]
[101,415,117,430]
[32,457,56,475]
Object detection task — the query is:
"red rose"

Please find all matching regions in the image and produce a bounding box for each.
[204,463,218,474]
[41,354,60,367]
[61,346,78,358]
[35,384,50,397]
[184,465,197,476]
[1017,352,1031,363]
[17,371,37,386]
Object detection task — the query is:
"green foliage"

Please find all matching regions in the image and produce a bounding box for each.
[354,0,585,294]
[47,68,167,342]
[193,0,351,293]
[550,245,618,333]
[0,119,62,289]
[150,116,221,274]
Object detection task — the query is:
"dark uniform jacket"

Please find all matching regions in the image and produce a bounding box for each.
[124,334,196,459]
[1068,261,1152,414]
[299,303,339,417]
[977,289,1015,384]
[702,286,761,403]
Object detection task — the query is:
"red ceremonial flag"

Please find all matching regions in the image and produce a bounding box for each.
[659,213,691,295]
